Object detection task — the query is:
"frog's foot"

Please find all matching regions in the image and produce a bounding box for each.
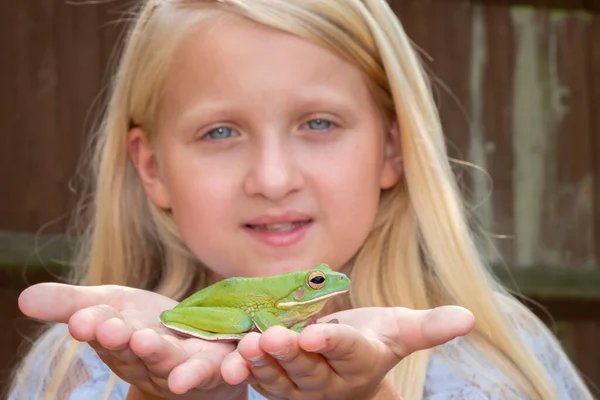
[162,321,245,342]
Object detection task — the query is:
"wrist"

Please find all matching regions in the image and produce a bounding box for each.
[126,386,167,400]
[126,384,249,400]
[370,379,403,400]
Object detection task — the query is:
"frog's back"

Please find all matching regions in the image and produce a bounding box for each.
[176,276,286,309]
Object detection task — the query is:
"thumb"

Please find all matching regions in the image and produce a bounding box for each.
[380,306,475,358]
[18,282,130,323]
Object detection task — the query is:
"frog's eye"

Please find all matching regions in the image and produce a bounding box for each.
[308,271,326,289]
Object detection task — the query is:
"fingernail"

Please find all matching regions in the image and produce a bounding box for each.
[269,348,289,360]
[246,354,268,367]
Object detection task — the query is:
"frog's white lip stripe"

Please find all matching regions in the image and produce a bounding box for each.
[277,289,349,308]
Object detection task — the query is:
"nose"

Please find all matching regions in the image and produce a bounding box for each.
[243,140,304,201]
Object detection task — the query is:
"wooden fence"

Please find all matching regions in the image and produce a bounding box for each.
[1,0,599,396]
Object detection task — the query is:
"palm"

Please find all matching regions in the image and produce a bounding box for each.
[232,305,474,400]
[18,283,247,400]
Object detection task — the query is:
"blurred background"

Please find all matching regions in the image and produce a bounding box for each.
[1,0,599,397]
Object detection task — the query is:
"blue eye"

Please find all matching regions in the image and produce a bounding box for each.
[204,126,237,140]
[306,119,333,131]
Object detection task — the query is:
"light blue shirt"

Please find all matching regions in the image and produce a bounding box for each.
[8,314,587,399]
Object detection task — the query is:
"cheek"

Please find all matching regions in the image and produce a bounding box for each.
[329,165,381,227]
[316,141,384,244]
[327,136,384,196]
[159,149,239,246]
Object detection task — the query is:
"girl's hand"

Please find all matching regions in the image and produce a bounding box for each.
[225,306,474,400]
[18,283,251,400]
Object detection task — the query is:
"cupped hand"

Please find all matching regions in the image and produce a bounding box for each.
[223,306,474,400]
[18,283,251,400]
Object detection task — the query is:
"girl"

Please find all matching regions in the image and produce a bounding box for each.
[9,0,594,399]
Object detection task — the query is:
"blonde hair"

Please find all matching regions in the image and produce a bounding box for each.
[10,1,593,399]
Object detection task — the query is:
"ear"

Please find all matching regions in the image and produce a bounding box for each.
[127,127,171,209]
[380,120,403,189]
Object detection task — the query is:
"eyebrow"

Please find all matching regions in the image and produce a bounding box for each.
[180,86,359,117]
[291,88,359,113]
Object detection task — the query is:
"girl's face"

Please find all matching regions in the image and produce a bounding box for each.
[129,14,402,278]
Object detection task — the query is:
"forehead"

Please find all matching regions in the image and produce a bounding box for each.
[159,13,373,110]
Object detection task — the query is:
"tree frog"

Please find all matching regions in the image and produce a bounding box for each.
[159,264,351,341]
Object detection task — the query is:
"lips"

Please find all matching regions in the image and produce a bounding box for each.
[243,212,313,247]
[245,211,313,228]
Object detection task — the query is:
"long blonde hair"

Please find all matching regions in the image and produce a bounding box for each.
[10,1,593,399]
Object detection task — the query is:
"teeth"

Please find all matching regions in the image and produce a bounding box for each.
[250,221,309,232]
[264,223,295,232]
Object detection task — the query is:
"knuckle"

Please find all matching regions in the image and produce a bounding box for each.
[257,370,284,385]
[291,368,318,381]
[255,371,296,396]
[290,370,322,389]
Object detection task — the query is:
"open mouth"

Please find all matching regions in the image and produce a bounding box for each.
[245,220,313,232]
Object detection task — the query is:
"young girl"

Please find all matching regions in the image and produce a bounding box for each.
[8,0,594,399]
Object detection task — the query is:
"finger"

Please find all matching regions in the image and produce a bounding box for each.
[130,329,189,377]
[298,323,386,378]
[69,307,140,366]
[96,317,135,348]
[67,304,124,341]
[96,317,138,363]
[221,350,254,385]
[380,306,474,357]
[320,306,474,358]
[168,349,229,394]
[19,283,135,323]
[237,331,296,397]
[259,326,332,391]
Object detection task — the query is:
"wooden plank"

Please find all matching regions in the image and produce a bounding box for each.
[54,1,103,221]
[428,0,472,159]
[0,0,17,175]
[545,9,594,268]
[591,0,600,283]
[507,7,595,266]
[0,1,128,234]
[547,7,598,389]
[0,2,58,232]
[98,0,133,71]
[582,7,600,393]
[474,3,517,263]
[390,0,433,52]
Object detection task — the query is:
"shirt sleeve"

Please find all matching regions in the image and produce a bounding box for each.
[8,323,129,400]
[67,335,130,399]
[8,323,272,400]
[423,303,590,399]
[509,307,591,399]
